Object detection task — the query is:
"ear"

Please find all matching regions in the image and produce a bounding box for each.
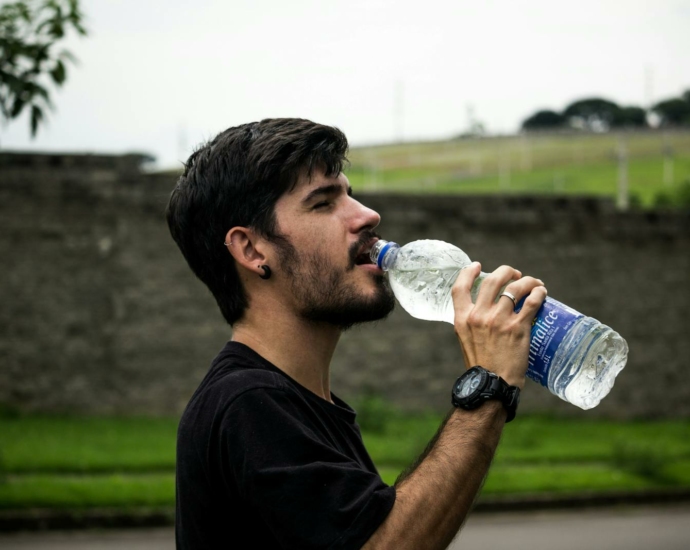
[224,227,268,278]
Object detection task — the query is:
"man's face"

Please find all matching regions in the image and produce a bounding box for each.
[269,169,395,329]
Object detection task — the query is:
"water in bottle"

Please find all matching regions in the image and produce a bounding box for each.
[370,239,628,410]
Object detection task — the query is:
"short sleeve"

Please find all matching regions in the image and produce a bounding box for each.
[220,387,395,550]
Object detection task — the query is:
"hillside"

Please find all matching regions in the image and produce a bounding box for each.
[346,130,690,207]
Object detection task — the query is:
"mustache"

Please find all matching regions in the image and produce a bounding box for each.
[348,229,381,268]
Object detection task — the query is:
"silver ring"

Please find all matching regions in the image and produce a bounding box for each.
[499,291,517,307]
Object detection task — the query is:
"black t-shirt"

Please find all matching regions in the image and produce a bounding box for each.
[175,342,396,549]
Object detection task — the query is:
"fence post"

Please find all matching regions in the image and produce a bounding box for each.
[617,135,629,211]
[663,132,674,187]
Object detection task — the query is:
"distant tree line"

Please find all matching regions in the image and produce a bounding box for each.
[522,90,690,132]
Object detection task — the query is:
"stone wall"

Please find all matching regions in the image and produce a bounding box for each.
[1,152,689,419]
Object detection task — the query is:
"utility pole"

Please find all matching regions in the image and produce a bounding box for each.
[177,121,188,164]
[499,140,511,191]
[394,80,404,143]
[521,133,532,171]
[617,136,629,211]
[366,149,379,191]
[645,65,654,111]
[663,132,674,186]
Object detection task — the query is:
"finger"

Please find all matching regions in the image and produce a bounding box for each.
[497,292,519,310]
[497,276,545,311]
[475,265,522,309]
[450,262,482,312]
[515,285,548,321]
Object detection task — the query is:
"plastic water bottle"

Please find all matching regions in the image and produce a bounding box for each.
[371,239,628,410]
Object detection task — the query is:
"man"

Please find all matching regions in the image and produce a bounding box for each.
[167,118,546,549]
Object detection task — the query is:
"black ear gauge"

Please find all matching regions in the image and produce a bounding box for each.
[259,265,272,280]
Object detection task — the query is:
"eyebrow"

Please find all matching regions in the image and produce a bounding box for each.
[301,183,353,204]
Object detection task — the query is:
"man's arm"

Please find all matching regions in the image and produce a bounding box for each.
[363,263,547,550]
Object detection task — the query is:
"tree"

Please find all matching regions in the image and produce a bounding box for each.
[562,98,621,132]
[652,97,690,127]
[611,106,648,128]
[521,109,565,131]
[0,0,86,137]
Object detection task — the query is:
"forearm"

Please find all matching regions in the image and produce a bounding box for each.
[362,265,545,548]
[363,402,506,550]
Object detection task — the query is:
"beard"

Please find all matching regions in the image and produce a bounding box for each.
[272,231,395,330]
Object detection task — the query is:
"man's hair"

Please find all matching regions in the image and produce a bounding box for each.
[166,118,349,326]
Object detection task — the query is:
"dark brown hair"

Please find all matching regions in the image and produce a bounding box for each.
[166,118,349,325]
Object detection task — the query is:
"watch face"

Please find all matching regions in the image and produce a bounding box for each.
[458,370,483,398]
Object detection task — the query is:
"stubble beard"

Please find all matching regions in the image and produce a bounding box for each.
[273,234,395,330]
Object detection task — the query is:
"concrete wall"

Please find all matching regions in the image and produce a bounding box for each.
[1,152,689,419]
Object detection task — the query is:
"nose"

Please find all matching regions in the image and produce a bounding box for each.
[350,198,381,232]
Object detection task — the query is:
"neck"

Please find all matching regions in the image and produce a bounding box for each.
[231,299,341,402]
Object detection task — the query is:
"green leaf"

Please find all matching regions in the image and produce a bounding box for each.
[50,22,65,39]
[23,81,52,107]
[50,59,65,85]
[0,0,87,131]
[9,96,25,117]
[58,49,77,63]
[30,104,43,136]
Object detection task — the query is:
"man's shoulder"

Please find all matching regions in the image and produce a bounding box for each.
[178,343,310,447]
[190,342,291,408]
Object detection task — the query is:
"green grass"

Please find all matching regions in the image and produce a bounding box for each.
[362,413,690,489]
[0,416,178,474]
[496,416,690,464]
[348,155,690,207]
[344,131,690,207]
[359,414,690,468]
[0,474,174,510]
[1,412,689,509]
[482,463,658,495]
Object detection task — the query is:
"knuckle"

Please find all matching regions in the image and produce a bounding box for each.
[528,276,545,288]
[454,321,469,338]
[466,309,484,328]
[503,316,522,335]
[503,282,520,294]
[495,321,510,335]
[514,320,530,336]
[487,310,502,328]
[453,313,468,330]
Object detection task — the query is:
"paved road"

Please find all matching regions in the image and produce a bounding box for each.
[452,504,690,550]
[1,505,689,549]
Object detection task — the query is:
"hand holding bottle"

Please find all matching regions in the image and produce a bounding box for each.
[450,262,547,389]
[371,238,629,409]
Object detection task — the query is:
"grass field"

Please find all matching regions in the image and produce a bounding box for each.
[345,130,690,207]
[2,412,689,510]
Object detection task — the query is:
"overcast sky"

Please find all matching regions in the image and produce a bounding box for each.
[1,0,689,169]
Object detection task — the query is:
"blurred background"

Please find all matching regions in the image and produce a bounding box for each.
[2,0,690,168]
[1,0,689,546]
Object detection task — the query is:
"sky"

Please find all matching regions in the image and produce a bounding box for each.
[1,0,689,170]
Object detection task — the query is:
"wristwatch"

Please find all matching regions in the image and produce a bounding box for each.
[451,366,520,422]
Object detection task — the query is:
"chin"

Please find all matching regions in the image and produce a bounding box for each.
[303,280,395,331]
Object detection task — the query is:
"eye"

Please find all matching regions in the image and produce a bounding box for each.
[313,201,331,210]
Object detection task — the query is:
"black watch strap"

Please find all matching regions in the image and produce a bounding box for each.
[452,366,521,423]
[501,383,520,423]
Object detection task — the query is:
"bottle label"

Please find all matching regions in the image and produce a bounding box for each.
[515,297,583,387]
